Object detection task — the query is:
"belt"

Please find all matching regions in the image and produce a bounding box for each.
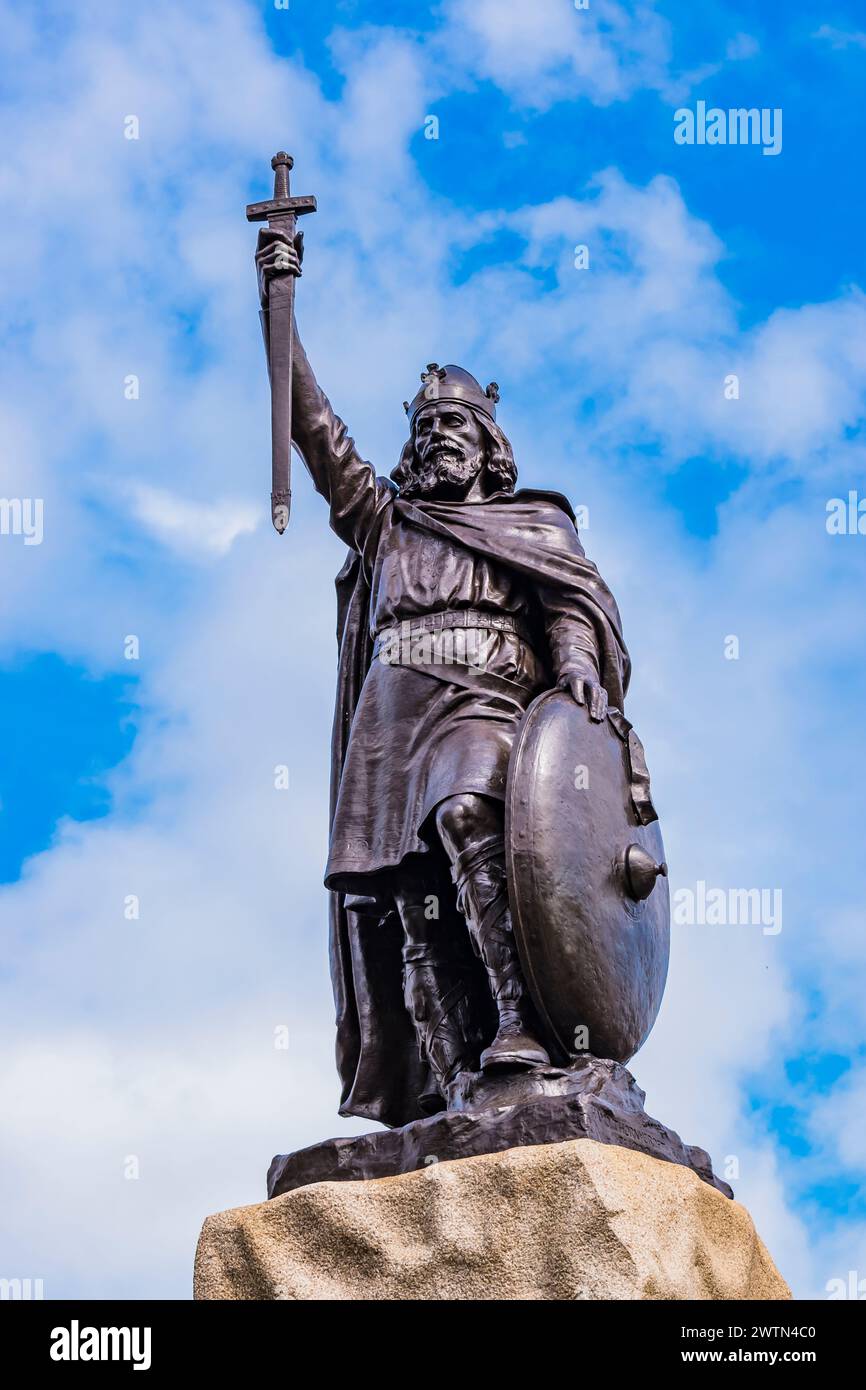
[374,607,533,649]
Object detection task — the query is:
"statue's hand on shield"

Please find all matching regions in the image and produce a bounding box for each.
[255,227,304,306]
[557,662,608,722]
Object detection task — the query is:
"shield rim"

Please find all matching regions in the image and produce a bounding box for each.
[505,688,669,1064]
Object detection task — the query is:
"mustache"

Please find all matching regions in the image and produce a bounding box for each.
[423,441,464,462]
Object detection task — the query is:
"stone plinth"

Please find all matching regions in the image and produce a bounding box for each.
[194,1138,791,1301]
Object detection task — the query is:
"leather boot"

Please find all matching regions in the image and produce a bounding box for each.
[401,939,479,1103]
[453,836,550,1071]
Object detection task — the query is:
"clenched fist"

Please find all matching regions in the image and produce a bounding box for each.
[255,227,304,305]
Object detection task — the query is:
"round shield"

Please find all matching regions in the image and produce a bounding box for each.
[505,690,670,1065]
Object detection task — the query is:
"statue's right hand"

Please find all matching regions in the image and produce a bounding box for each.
[255,227,303,304]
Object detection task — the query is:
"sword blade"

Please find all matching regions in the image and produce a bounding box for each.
[266,212,297,534]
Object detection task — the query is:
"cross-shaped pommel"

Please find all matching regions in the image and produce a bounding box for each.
[246,150,317,224]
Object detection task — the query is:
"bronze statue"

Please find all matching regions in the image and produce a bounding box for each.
[249,155,674,1145]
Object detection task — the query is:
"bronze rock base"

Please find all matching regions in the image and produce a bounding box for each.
[267,1056,733,1200]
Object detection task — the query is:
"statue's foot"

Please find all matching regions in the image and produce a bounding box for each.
[481,1028,550,1072]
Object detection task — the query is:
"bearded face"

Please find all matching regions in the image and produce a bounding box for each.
[405,403,487,499]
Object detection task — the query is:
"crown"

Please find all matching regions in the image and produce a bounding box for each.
[403,363,500,424]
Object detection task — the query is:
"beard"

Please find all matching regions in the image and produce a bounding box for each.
[403,444,485,498]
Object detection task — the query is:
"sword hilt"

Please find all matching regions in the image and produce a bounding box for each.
[246,151,317,225]
[271,151,293,200]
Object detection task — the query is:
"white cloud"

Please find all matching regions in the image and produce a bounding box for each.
[439,1,761,111]
[129,484,261,557]
[441,0,672,109]
[810,1065,866,1171]
[726,32,760,61]
[483,170,866,470]
[813,25,866,52]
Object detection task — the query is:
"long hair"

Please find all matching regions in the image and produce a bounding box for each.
[390,409,517,495]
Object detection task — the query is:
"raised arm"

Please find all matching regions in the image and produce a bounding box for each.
[255,227,389,553]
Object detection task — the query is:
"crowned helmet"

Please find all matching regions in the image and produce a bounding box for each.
[403,364,500,424]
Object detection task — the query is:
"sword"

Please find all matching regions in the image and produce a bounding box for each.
[246,152,317,534]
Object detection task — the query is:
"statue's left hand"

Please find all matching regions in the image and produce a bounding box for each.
[558,669,608,722]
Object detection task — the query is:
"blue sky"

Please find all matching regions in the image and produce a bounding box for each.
[1,0,865,1299]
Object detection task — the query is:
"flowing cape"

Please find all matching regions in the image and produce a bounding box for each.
[329,487,630,1128]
